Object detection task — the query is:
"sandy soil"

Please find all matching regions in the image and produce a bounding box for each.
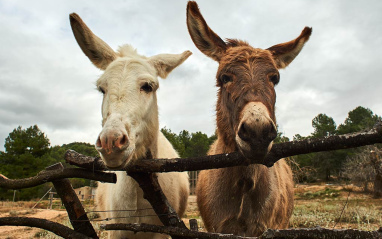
[0,209,67,239]
[0,184,374,238]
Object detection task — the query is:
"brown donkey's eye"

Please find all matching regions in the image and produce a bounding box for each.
[221,75,232,84]
[269,74,280,85]
[140,82,153,93]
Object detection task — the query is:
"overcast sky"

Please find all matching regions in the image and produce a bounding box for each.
[0,0,381,151]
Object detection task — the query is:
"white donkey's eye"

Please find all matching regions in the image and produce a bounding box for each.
[140,83,153,93]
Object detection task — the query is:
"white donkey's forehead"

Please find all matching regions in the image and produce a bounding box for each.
[96,57,158,88]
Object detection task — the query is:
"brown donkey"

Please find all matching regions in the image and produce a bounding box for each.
[187,1,312,236]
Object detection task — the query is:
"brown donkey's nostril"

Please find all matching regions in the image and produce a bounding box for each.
[238,120,277,145]
[264,123,277,142]
[238,122,253,142]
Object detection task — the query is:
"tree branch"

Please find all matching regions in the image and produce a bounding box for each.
[46,163,98,238]
[0,168,116,190]
[262,227,382,239]
[0,217,92,239]
[65,123,382,172]
[129,172,187,229]
[101,223,256,239]
[128,150,187,238]
[266,122,382,167]
[100,223,382,239]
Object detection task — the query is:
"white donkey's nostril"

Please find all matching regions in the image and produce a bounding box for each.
[114,133,129,150]
[96,130,129,155]
[96,136,102,148]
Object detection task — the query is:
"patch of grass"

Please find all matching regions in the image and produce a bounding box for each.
[296,187,341,200]
[8,210,18,216]
[291,197,382,231]
[87,212,100,220]
[35,230,48,238]
[183,213,201,220]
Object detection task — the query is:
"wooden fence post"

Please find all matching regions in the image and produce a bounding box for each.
[46,163,98,238]
[189,219,198,232]
[48,191,53,210]
[129,172,188,238]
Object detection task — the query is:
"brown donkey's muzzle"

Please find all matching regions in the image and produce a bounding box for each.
[236,102,277,160]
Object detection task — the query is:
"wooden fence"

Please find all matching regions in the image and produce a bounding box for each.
[188,171,199,195]
[0,123,382,238]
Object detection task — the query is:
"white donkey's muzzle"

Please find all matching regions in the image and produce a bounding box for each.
[95,116,132,168]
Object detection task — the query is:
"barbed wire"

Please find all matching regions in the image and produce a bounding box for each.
[85,207,153,213]
[71,213,171,222]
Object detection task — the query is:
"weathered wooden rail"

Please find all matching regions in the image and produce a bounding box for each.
[0,123,381,238]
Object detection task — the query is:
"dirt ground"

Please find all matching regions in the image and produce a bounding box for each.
[0,184,380,238]
[0,207,67,239]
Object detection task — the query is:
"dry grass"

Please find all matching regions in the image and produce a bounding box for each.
[291,184,382,231]
[2,183,382,238]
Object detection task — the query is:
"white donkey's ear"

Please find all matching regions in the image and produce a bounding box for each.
[70,13,117,70]
[149,51,192,79]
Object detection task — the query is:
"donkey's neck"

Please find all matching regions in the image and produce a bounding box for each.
[114,131,159,211]
[132,122,159,161]
[212,134,237,154]
[211,136,266,184]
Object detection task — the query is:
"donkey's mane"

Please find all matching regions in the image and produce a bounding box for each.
[225,38,250,47]
[117,44,147,60]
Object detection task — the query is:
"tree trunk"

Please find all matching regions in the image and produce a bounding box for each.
[371,151,382,198]
[374,175,382,197]
[325,169,331,181]
[364,181,369,193]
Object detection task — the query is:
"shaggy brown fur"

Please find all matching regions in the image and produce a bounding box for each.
[187,1,311,236]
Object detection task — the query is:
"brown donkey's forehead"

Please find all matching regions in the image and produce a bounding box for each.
[216,42,277,120]
[218,43,277,74]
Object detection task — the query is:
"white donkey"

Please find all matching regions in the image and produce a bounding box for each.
[70,13,190,239]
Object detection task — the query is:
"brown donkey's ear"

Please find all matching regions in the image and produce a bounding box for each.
[267,27,312,69]
[70,13,116,70]
[187,1,227,61]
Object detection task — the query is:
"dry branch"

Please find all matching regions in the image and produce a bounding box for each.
[0,217,92,239]
[101,223,255,239]
[47,163,98,238]
[65,123,382,172]
[0,167,116,190]
[101,223,382,239]
[129,172,187,229]
[128,150,187,238]
[263,227,382,239]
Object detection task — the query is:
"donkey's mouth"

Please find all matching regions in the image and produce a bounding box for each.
[235,135,273,162]
[235,102,277,162]
[99,146,135,169]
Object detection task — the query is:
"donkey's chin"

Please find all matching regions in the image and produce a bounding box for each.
[235,136,273,162]
[99,146,135,169]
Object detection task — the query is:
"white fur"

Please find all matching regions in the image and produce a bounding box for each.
[97,133,189,239]
[93,45,191,239]
[70,15,191,238]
